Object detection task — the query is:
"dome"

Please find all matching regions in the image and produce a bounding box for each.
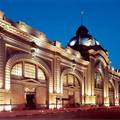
[69,25,97,47]
[79,37,96,46]
[68,25,105,60]
[76,25,88,36]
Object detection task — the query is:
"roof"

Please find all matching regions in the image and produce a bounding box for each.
[68,25,107,60]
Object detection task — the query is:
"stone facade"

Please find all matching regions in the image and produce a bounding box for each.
[0,11,120,111]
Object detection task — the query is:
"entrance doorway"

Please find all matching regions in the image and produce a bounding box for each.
[26,93,36,109]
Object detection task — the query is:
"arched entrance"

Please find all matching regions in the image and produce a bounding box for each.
[10,61,48,110]
[108,81,115,106]
[24,87,36,109]
[62,73,81,107]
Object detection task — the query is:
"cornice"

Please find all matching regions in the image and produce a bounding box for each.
[89,49,109,64]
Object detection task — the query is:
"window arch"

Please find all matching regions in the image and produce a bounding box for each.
[11,62,46,81]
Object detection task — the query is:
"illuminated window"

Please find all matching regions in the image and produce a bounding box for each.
[63,75,67,86]
[95,72,103,89]
[11,63,22,76]
[38,68,45,80]
[11,62,46,81]
[68,74,74,85]
[24,63,36,78]
[63,74,80,87]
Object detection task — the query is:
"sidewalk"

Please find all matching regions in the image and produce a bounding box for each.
[0,109,56,118]
[0,108,78,118]
[0,106,120,118]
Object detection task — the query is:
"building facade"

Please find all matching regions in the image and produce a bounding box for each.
[0,11,120,111]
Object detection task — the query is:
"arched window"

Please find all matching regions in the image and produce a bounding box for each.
[63,74,80,87]
[11,62,46,81]
[11,63,22,76]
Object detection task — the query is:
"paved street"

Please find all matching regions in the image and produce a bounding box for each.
[0,118,119,120]
[0,116,120,120]
[0,108,120,120]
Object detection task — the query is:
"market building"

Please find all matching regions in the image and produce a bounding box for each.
[0,11,120,111]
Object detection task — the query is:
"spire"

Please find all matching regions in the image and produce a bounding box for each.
[75,11,88,36]
[80,11,84,25]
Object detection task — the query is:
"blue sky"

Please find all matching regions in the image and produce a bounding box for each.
[0,0,120,68]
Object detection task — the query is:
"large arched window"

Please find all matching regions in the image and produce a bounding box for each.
[63,74,80,87]
[11,62,45,81]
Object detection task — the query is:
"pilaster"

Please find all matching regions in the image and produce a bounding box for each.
[115,81,119,106]
[103,68,109,106]
[0,36,5,88]
[49,55,61,108]
[53,56,61,93]
[85,59,96,105]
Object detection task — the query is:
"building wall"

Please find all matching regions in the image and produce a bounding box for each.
[0,14,120,111]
